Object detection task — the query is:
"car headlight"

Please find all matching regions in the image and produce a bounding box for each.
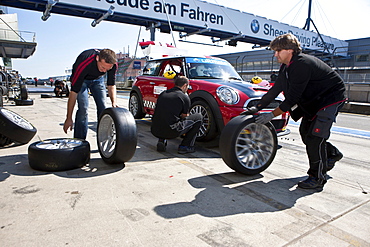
[216,86,240,105]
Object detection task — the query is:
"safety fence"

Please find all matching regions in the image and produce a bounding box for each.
[345,82,370,103]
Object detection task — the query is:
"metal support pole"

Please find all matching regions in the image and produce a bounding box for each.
[303,0,312,30]
[150,24,155,41]
[147,22,161,41]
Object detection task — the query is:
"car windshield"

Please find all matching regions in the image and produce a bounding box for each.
[186,57,242,80]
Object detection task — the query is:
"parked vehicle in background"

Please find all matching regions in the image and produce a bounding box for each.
[129,55,289,141]
[25,79,35,85]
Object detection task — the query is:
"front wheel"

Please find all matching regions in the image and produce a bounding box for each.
[219,115,277,175]
[190,100,217,141]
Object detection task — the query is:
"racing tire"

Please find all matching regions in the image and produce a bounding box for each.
[97,107,137,164]
[0,134,13,147]
[129,92,146,119]
[15,98,34,106]
[190,100,217,141]
[0,107,37,144]
[0,85,8,95]
[28,138,90,172]
[41,93,53,98]
[0,89,3,108]
[20,84,28,100]
[219,115,278,175]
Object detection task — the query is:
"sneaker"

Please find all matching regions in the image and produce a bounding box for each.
[298,176,326,189]
[178,145,195,154]
[327,152,343,171]
[157,139,167,152]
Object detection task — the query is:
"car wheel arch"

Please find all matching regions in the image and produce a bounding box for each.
[189,90,224,133]
[130,86,145,111]
[130,86,143,101]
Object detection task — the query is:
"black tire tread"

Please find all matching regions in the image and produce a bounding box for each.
[0,107,37,144]
[219,115,277,175]
[28,138,90,172]
[97,107,137,164]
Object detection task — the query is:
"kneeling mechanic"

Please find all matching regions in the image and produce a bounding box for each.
[151,76,202,154]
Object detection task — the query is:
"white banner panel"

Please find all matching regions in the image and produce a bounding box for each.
[62,0,348,54]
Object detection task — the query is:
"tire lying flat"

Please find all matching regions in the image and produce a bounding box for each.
[219,115,278,175]
[14,98,34,106]
[28,138,90,171]
[0,107,37,145]
[40,94,53,98]
[97,107,137,164]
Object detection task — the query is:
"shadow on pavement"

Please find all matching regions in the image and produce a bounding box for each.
[154,172,321,218]
[0,154,124,182]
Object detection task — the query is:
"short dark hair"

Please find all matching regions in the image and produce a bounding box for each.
[174,76,189,87]
[98,49,117,64]
[270,33,302,54]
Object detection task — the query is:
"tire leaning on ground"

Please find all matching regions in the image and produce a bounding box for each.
[20,84,28,100]
[219,115,278,175]
[0,86,8,107]
[28,138,90,171]
[0,134,13,147]
[0,107,37,145]
[0,85,8,96]
[0,87,4,108]
[97,107,137,164]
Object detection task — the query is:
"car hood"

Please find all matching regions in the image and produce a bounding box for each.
[193,78,269,98]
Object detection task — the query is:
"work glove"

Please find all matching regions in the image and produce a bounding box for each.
[241,106,259,115]
[255,112,274,124]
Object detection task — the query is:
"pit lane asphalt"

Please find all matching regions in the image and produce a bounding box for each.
[0,90,369,247]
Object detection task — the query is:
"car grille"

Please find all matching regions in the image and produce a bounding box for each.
[244,98,282,110]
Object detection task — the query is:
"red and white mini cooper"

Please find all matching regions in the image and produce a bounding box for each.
[129,55,289,141]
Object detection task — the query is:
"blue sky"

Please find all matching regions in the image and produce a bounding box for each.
[5,0,370,79]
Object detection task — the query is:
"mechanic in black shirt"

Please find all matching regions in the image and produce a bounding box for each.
[151,76,202,154]
[252,33,346,190]
[63,49,118,140]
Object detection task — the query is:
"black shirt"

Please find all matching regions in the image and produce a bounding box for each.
[259,53,346,120]
[151,87,191,139]
[270,73,278,82]
[70,49,117,93]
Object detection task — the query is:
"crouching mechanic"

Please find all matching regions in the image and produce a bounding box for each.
[63,48,118,139]
[151,76,202,154]
[251,33,345,190]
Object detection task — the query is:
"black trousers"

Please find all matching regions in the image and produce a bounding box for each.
[299,102,344,181]
[175,113,202,147]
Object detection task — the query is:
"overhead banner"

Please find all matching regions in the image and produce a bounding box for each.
[62,0,348,54]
